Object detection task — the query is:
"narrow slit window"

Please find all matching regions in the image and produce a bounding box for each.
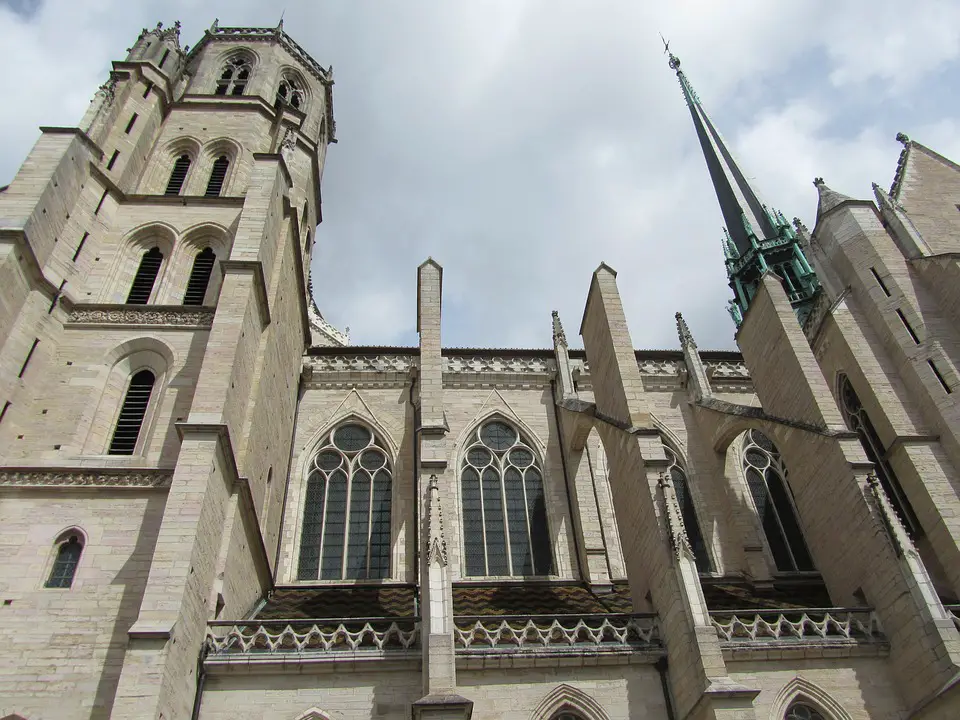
[94,189,108,215]
[929,359,952,394]
[124,114,138,134]
[896,309,921,344]
[158,49,170,69]
[72,232,89,262]
[870,267,891,297]
[18,339,39,378]
[164,155,191,195]
[142,82,153,98]
[0,400,10,424]
[45,535,84,589]
[108,370,156,455]
[204,156,229,197]
[126,247,163,304]
[106,150,119,171]
[182,248,216,306]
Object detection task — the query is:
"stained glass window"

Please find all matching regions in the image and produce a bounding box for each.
[45,535,83,588]
[785,702,826,720]
[838,374,921,536]
[461,420,553,576]
[664,446,713,573]
[297,423,392,580]
[741,430,814,572]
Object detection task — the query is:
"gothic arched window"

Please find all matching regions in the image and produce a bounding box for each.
[297,423,392,581]
[785,702,826,720]
[182,247,216,305]
[665,446,713,573]
[552,714,586,720]
[276,75,305,110]
[461,420,553,577]
[165,154,191,195]
[108,369,156,455]
[205,155,230,197]
[126,247,164,304]
[215,55,251,96]
[45,533,84,588]
[839,374,921,535]
[741,429,815,572]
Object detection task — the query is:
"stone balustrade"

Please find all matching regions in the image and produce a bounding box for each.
[204,617,420,656]
[710,608,883,644]
[453,613,660,653]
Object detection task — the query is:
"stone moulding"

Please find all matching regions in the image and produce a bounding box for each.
[453,614,660,653]
[204,619,420,656]
[0,467,173,489]
[306,355,416,373]
[710,608,883,644]
[66,303,215,329]
[444,355,554,374]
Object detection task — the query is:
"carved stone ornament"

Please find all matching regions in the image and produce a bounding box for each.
[636,359,684,376]
[705,361,751,379]
[67,304,214,328]
[307,355,414,373]
[866,473,912,557]
[658,472,693,559]
[443,355,552,374]
[426,474,448,567]
[280,127,297,155]
[551,310,568,348]
[0,468,173,489]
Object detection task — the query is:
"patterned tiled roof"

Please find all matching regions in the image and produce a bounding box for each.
[256,585,416,619]
[453,582,633,616]
[702,578,832,611]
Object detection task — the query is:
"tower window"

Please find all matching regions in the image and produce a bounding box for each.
[275,76,305,110]
[124,113,138,134]
[297,423,393,580]
[665,446,713,573]
[928,359,952,394]
[108,369,156,455]
[205,156,230,197]
[896,309,921,344]
[18,338,39,378]
[461,420,553,577]
[45,534,84,589]
[182,248,216,306]
[126,247,163,304]
[215,56,252,96]
[106,150,119,171]
[158,49,170,69]
[741,429,814,572]
[165,155,191,195]
[870,267,891,296]
[72,232,89,262]
[142,82,153,98]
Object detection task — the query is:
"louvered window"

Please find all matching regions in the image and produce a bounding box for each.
[205,156,229,197]
[839,375,921,535]
[183,248,216,305]
[742,430,814,572]
[297,423,393,580]
[108,370,156,455]
[165,154,191,195]
[665,446,713,573]
[461,420,553,577]
[45,535,83,588]
[215,56,251,96]
[126,247,163,304]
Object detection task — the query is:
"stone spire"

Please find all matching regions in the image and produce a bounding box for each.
[551,309,567,347]
[813,177,853,219]
[666,49,820,327]
[675,312,710,400]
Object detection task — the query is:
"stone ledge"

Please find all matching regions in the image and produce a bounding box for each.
[0,466,173,489]
[64,302,215,329]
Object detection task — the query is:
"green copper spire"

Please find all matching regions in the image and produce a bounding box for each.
[666,47,820,327]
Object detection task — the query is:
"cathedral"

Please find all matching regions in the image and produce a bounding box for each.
[2,17,960,720]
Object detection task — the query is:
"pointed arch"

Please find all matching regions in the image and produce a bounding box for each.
[531,684,611,720]
[294,709,332,720]
[453,402,548,464]
[770,677,852,720]
[661,439,714,573]
[45,527,86,589]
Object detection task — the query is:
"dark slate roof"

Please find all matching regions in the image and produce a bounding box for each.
[702,577,832,612]
[453,582,633,616]
[257,585,417,619]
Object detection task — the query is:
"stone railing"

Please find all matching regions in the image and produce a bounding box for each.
[946,605,960,632]
[710,608,883,644]
[453,614,660,653]
[205,617,419,656]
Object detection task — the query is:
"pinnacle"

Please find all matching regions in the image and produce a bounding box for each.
[551,310,568,348]
[813,177,853,218]
[675,312,697,350]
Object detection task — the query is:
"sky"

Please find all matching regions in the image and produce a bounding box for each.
[1,0,959,350]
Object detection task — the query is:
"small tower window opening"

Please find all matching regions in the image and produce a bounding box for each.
[461,420,553,577]
[126,247,163,304]
[46,534,84,588]
[785,703,826,720]
[929,359,953,394]
[276,76,305,110]
[106,150,119,171]
[215,56,251,96]
[108,370,156,455]
[839,374,921,534]
[665,446,713,573]
[182,248,216,306]
[158,48,170,69]
[297,423,393,580]
[741,429,815,572]
[205,156,230,197]
[124,113,138,134]
[165,155,191,195]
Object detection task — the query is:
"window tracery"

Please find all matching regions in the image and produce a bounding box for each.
[276,74,305,110]
[664,446,713,573]
[786,702,827,720]
[215,55,251,96]
[741,429,814,572]
[297,423,392,581]
[45,533,83,588]
[461,420,553,577]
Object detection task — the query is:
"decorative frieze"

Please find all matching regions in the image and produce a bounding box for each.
[710,609,882,644]
[205,620,420,655]
[443,355,553,374]
[0,467,173,489]
[454,614,660,652]
[67,304,214,329]
[306,355,415,373]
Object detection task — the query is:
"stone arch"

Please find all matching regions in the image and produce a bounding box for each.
[770,677,852,720]
[142,136,202,194]
[43,526,87,590]
[453,406,547,465]
[531,684,611,720]
[213,46,259,94]
[275,65,311,110]
[197,137,243,196]
[294,708,332,720]
[163,222,232,305]
[104,222,178,304]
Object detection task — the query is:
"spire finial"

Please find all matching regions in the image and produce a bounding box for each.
[895,132,910,146]
[675,312,697,350]
[551,310,568,347]
[661,32,681,70]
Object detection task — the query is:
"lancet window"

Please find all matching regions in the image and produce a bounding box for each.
[741,429,814,572]
[461,420,553,577]
[214,55,251,96]
[276,75,305,110]
[838,375,921,535]
[182,247,216,305]
[45,533,84,588]
[164,154,191,195]
[297,423,392,581]
[126,247,163,304]
[108,370,156,455]
[664,446,713,573]
[785,703,826,720]
[205,156,230,197]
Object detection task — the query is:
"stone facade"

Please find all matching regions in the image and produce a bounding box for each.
[1,18,960,720]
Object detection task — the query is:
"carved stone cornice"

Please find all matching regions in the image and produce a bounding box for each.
[444,355,553,374]
[0,467,173,489]
[306,354,415,374]
[66,303,214,329]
